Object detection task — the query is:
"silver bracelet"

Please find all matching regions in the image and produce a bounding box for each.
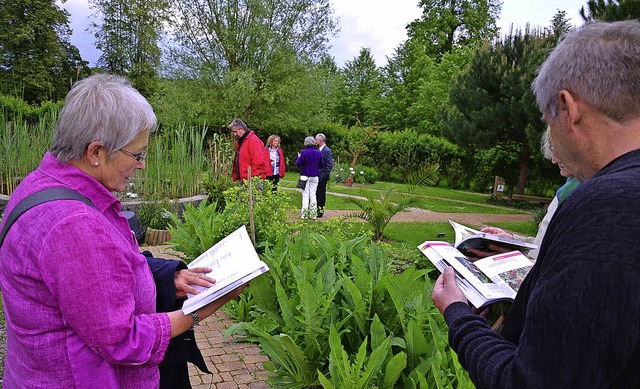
[190,311,200,329]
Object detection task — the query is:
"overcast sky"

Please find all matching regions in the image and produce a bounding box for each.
[58,0,588,67]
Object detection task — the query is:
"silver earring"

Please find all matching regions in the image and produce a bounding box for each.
[94,162,99,166]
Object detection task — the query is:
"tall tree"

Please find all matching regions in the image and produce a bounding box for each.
[407,0,502,58]
[376,0,500,133]
[333,48,384,127]
[580,0,640,21]
[444,26,552,194]
[167,0,338,77]
[89,0,166,97]
[0,0,86,103]
[156,0,339,133]
[550,9,573,37]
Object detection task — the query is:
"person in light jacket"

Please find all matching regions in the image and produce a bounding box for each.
[265,134,286,192]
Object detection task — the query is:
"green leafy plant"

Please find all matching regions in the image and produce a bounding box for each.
[166,200,232,262]
[406,162,440,193]
[225,232,473,388]
[344,187,421,241]
[167,177,295,260]
[136,198,173,230]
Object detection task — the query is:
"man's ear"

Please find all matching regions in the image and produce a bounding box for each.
[558,90,582,128]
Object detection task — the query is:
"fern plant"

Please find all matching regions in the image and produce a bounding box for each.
[344,187,420,241]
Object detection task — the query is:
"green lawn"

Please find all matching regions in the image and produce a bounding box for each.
[280,175,527,214]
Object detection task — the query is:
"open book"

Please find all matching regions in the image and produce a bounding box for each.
[449,220,537,257]
[181,225,270,314]
[418,241,533,309]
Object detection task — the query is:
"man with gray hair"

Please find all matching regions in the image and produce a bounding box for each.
[432,20,640,388]
[229,118,269,182]
[315,133,333,217]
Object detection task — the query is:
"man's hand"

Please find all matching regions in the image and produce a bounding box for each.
[175,267,215,299]
[432,267,467,314]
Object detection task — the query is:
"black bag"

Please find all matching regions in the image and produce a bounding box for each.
[297,178,307,189]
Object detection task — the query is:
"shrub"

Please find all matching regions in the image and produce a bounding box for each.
[136,198,173,230]
[333,163,379,184]
[167,177,295,260]
[226,232,474,388]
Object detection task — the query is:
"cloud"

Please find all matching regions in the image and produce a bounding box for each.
[328,0,423,67]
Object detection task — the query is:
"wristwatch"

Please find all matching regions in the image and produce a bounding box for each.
[190,311,200,329]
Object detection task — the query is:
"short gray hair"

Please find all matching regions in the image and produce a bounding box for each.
[51,74,156,163]
[228,118,249,132]
[533,20,640,122]
[304,136,316,147]
[315,133,326,143]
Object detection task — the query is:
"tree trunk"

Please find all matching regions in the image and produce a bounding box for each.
[516,141,530,195]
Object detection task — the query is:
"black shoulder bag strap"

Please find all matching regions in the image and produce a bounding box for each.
[0,188,96,248]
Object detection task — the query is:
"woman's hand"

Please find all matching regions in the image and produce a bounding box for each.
[481,226,514,239]
[174,267,215,298]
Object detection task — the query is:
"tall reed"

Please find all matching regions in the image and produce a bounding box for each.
[131,123,210,199]
[0,114,54,194]
[2,110,212,200]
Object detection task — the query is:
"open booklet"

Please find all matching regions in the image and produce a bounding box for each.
[418,241,533,309]
[448,219,537,257]
[181,225,270,314]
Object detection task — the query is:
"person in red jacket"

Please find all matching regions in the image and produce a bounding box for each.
[229,118,269,182]
[265,134,286,192]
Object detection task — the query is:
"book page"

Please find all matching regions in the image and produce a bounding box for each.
[418,241,514,308]
[181,225,269,314]
[448,220,481,248]
[473,251,533,296]
[448,219,537,255]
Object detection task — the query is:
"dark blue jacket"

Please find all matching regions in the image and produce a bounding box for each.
[319,145,334,180]
[296,146,324,177]
[444,148,640,389]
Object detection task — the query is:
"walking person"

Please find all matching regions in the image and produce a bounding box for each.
[432,20,640,388]
[315,133,334,217]
[229,118,269,182]
[296,136,324,219]
[265,134,286,192]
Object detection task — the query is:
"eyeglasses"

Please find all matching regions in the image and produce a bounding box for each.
[119,148,147,163]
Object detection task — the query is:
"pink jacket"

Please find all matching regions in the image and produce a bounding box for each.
[0,153,170,388]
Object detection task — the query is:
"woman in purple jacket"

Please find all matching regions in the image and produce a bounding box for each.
[0,74,244,388]
[295,136,324,219]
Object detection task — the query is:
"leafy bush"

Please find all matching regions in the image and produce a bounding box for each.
[226,232,473,388]
[136,199,173,230]
[167,177,294,260]
[333,163,379,184]
[445,158,469,190]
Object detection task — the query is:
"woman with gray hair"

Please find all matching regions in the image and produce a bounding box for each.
[295,136,324,219]
[0,74,244,387]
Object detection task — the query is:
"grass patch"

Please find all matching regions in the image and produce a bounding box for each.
[383,221,454,247]
[490,221,537,237]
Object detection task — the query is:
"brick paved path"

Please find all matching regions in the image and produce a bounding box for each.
[146,246,273,388]
[189,311,272,388]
